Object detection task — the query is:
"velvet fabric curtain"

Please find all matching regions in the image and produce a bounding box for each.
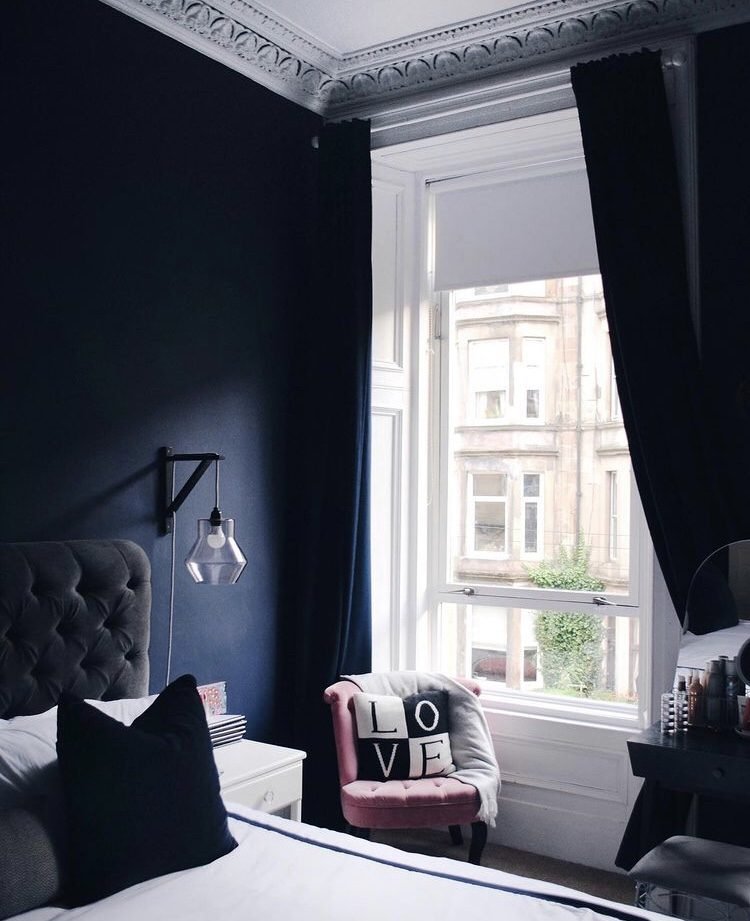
[276,120,372,829]
[571,51,734,634]
[570,49,739,870]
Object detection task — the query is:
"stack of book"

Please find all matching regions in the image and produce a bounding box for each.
[207,713,247,747]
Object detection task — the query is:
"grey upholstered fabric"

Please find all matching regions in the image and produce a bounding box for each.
[0,804,64,920]
[0,540,151,718]
[629,835,750,906]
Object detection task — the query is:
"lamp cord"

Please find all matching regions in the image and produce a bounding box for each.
[165,461,177,688]
[214,459,220,510]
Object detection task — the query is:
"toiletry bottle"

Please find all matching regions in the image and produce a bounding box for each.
[725,658,739,729]
[674,675,688,733]
[688,669,705,728]
[705,659,724,730]
[660,691,675,734]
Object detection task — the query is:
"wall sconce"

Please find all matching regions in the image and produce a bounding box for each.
[159,447,247,687]
[160,447,247,585]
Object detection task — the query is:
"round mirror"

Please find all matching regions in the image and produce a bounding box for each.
[738,637,750,688]
[678,540,750,679]
[685,540,748,636]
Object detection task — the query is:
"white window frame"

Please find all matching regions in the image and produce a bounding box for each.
[432,263,649,731]
[370,105,664,732]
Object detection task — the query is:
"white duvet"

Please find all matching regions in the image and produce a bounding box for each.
[16,805,660,921]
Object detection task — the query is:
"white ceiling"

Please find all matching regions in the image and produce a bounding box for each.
[250,0,522,56]
[104,0,749,118]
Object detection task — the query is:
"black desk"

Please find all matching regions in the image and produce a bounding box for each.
[627,724,750,845]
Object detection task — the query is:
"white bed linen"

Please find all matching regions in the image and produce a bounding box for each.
[13,805,660,921]
[0,696,156,810]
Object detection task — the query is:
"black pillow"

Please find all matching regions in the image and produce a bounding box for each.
[352,690,456,782]
[56,674,237,906]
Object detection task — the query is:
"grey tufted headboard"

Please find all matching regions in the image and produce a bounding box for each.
[0,540,151,718]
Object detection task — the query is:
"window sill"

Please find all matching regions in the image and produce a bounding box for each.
[478,684,641,731]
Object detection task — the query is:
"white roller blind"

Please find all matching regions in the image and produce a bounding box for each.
[433,167,599,291]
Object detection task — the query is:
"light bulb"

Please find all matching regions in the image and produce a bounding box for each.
[206,526,227,549]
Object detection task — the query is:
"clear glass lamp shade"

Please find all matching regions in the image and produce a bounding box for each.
[185,518,247,585]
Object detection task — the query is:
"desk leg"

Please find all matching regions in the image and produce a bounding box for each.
[289,799,302,822]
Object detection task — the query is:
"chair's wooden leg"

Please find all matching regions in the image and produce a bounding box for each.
[468,821,487,865]
[448,824,464,846]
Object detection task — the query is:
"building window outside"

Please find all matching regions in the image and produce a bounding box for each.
[523,337,544,421]
[467,473,508,556]
[610,357,622,421]
[468,338,509,421]
[608,471,618,560]
[522,473,542,556]
[473,284,510,298]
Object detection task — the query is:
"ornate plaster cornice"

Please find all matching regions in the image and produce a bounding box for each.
[101,0,750,116]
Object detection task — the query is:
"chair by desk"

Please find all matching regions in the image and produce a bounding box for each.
[629,835,750,920]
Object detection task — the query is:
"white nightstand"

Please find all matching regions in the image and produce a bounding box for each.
[213,739,306,821]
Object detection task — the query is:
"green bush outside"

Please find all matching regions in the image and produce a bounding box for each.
[527,540,605,697]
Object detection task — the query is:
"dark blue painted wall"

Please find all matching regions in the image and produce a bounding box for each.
[1,0,322,738]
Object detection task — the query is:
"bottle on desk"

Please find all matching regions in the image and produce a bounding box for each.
[688,669,705,728]
[660,691,676,734]
[725,658,739,728]
[674,675,689,732]
[705,659,725,731]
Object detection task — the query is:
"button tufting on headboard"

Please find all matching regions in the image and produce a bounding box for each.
[0,540,151,718]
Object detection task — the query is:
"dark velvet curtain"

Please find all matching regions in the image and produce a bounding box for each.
[571,50,735,635]
[275,120,372,829]
[570,49,742,869]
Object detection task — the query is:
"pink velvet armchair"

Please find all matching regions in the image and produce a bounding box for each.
[322,677,489,864]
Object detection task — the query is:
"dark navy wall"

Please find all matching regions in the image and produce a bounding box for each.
[1,0,321,737]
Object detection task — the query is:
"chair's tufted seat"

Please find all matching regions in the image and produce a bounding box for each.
[341,775,480,828]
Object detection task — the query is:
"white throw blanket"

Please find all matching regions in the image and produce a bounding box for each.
[343,670,501,826]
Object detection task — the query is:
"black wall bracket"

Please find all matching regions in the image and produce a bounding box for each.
[159,446,224,535]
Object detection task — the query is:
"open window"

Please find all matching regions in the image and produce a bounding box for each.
[425,120,651,726]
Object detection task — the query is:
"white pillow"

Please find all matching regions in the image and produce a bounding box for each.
[0,696,156,811]
[86,695,157,725]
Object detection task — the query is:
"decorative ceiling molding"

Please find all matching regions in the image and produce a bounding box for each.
[101,0,750,116]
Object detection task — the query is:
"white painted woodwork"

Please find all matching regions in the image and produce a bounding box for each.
[369,110,679,872]
[97,1,743,119]
[371,162,421,673]
[214,739,306,821]
[370,409,402,673]
[372,179,403,368]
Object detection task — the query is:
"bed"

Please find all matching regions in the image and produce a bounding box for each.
[0,540,662,921]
